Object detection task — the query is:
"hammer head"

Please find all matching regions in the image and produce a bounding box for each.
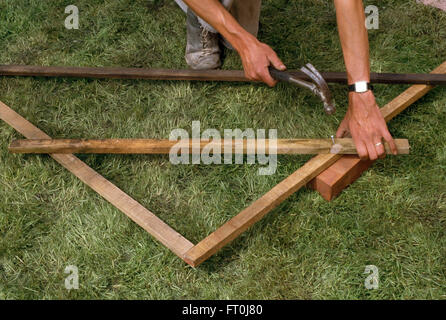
[300,63,336,115]
[269,64,335,115]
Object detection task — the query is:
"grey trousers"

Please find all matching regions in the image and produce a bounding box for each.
[175,0,261,37]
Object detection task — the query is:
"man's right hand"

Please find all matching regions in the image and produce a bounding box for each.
[236,35,287,87]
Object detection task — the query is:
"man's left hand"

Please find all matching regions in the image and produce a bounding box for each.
[336,91,398,161]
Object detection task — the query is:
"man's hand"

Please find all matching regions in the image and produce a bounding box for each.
[236,35,286,87]
[336,91,398,161]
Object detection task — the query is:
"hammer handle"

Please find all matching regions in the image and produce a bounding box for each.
[268,66,294,83]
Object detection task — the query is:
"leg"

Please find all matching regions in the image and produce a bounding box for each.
[176,0,235,33]
[176,0,225,69]
[221,0,262,49]
[229,0,261,37]
[185,7,222,70]
[178,0,262,69]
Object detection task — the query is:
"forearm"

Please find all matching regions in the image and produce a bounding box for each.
[334,0,370,84]
[181,0,257,53]
[334,1,397,159]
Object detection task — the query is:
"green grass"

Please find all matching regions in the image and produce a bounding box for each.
[0,0,445,299]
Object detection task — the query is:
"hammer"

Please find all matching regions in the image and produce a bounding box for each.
[269,64,336,115]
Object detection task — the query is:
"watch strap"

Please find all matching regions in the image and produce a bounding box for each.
[348,82,374,93]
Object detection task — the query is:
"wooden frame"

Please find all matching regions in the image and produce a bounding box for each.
[1,63,441,267]
[1,100,341,267]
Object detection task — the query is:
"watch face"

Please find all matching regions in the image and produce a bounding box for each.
[355,81,368,93]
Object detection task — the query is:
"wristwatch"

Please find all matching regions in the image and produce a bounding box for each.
[348,81,373,93]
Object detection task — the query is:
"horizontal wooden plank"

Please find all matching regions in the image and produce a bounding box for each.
[9,138,410,155]
[2,65,446,85]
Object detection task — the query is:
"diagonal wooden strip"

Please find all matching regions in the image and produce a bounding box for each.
[0,101,195,259]
[183,153,340,267]
[309,61,446,201]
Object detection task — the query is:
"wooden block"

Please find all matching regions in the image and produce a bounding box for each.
[309,61,446,201]
[307,156,373,201]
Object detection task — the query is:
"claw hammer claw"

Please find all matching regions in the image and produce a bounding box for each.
[269,63,336,115]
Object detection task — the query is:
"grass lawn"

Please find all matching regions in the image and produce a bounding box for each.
[0,0,445,299]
